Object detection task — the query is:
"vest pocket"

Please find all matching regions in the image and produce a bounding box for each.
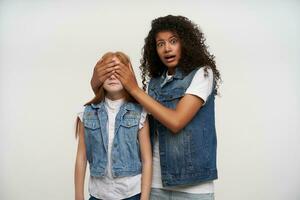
[120,118,139,128]
[83,120,100,130]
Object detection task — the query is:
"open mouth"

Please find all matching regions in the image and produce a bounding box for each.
[164,55,176,63]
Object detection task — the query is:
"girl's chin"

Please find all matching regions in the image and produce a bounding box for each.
[105,91,126,100]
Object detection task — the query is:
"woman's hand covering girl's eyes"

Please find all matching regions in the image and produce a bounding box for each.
[114,63,139,93]
[91,58,118,94]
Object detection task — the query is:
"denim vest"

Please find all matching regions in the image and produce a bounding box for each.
[148,67,218,187]
[83,101,143,177]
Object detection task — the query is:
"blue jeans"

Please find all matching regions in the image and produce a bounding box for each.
[150,188,214,200]
[89,193,141,200]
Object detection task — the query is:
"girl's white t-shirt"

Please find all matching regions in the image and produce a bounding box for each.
[78,98,147,200]
[150,67,215,194]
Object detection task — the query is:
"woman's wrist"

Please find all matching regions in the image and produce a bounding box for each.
[129,85,143,98]
[140,193,150,200]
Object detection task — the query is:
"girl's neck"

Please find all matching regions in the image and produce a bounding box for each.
[105,91,126,101]
[104,97,125,111]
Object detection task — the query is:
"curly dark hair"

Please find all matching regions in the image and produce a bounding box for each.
[140,15,221,95]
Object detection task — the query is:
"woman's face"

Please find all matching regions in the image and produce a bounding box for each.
[155,31,181,75]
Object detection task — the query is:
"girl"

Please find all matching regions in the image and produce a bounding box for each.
[91,15,221,200]
[75,52,152,200]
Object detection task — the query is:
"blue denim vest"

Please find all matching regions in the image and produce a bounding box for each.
[83,101,143,177]
[148,67,218,187]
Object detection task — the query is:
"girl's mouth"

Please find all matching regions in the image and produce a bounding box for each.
[108,83,119,85]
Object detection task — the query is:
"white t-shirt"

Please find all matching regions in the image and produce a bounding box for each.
[151,67,215,194]
[78,97,147,200]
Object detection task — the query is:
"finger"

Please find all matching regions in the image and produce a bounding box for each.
[113,61,125,68]
[96,58,103,65]
[113,64,124,73]
[128,63,134,73]
[96,59,115,71]
[114,73,124,83]
[103,59,116,65]
[114,63,129,74]
[98,65,115,75]
[99,71,117,84]
[98,61,115,70]
[94,59,105,70]
[97,63,116,76]
[114,66,126,77]
[114,67,126,77]
[101,70,115,81]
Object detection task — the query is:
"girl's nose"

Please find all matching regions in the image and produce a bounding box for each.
[109,73,116,80]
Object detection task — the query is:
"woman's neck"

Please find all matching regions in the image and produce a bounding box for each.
[167,67,176,75]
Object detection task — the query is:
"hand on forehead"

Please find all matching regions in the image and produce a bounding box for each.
[101,52,134,75]
[111,55,120,62]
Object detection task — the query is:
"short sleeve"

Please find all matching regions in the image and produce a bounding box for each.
[138,108,148,130]
[185,67,214,104]
[77,106,85,122]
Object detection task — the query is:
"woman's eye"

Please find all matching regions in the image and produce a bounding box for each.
[170,39,177,44]
[157,42,164,47]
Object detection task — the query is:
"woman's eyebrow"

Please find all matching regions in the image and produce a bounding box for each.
[156,36,176,42]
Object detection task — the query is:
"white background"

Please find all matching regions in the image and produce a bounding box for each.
[1,1,299,199]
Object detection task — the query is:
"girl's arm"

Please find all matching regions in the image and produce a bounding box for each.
[74,119,87,200]
[114,64,204,134]
[138,118,152,200]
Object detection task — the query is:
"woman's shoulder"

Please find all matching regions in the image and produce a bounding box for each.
[193,66,213,78]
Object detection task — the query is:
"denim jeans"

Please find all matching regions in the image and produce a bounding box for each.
[89,193,141,200]
[150,188,214,200]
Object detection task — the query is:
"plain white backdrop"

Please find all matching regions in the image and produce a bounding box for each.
[1,1,299,199]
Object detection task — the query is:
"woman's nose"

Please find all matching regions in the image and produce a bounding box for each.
[164,42,171,52]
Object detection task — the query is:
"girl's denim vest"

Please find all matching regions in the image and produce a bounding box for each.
[83,101,143,177]
[148,67,218,187]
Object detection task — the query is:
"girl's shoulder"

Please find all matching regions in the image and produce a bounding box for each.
[81,102,105,121]
[125,101,143,112]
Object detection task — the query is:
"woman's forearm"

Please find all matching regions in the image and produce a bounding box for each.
[130,87,203,133]
[131,87,179,132]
